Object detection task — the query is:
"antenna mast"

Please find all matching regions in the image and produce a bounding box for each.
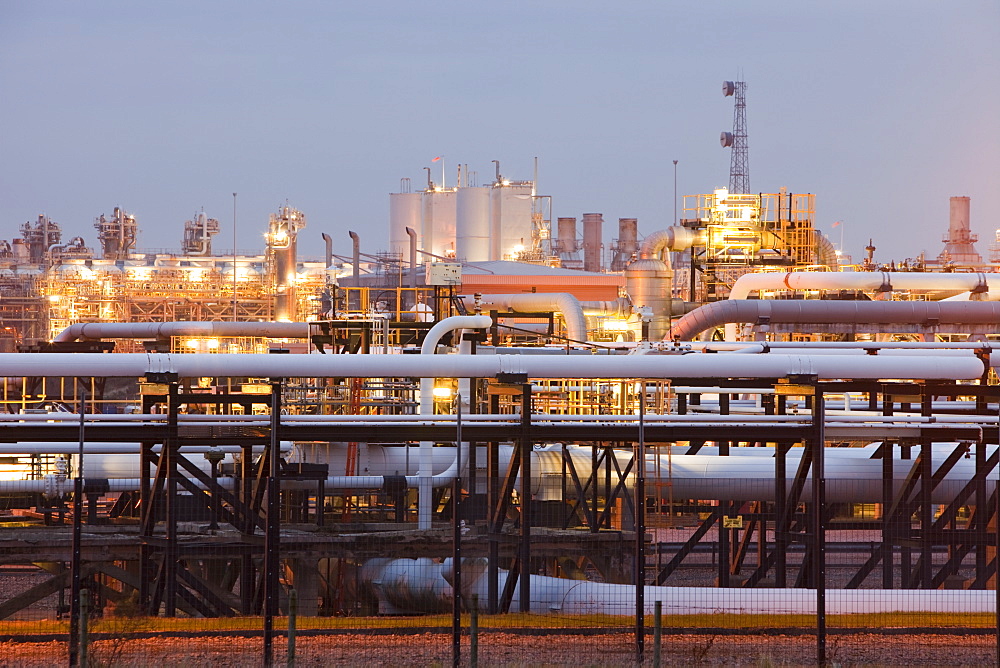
[720,79,750,195]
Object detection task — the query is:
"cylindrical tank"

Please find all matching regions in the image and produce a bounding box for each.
[490,184,533,261]
[11,239,28,261]
[389,192,422,257]
[611,218,638,271]
[456,187,491,262]
[582,213,603,272]
[421,190,457,259]
[625,257,673,340]
[268,207,304,322]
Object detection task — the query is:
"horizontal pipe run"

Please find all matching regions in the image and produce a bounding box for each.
[13,442,998,503]
[0,351,983,380]
[697,341,1000,351]
[54,321,311,343]
[670,299,1000,342]
[364,558,999,616]
[728,271,990,302]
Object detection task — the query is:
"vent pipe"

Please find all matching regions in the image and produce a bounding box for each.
[349,231,360,285]
[321,233,333,269]
[406,227,418,288]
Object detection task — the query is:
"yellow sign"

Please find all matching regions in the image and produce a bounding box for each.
[774,384,815,396]
[722,516,744,529]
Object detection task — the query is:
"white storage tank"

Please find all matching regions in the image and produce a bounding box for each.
[421,189,457,259]
[490,183,533,261]
[456,186,491,262]
[389,192,422,257]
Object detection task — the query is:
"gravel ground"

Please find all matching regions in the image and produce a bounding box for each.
[0,632,995,667]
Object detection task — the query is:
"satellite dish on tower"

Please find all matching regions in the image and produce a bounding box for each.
[720,132,734,147]
[723,81,736,97]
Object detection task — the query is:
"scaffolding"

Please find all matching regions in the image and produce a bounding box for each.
[681,188,820,301]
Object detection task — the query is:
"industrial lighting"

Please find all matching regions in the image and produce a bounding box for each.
[603,319,631,332]
[432,386,453,399]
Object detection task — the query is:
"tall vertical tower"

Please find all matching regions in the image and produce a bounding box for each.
[267,205,306,321]
[938,196,981,266]
[720,80,750,195]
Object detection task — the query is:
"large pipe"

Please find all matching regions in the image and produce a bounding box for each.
[417,315,493,529]
[464,293,588,342]
[726,270,991,339]
[54,321,310,343]
[729,271,990,301]
[670,299,1000,342]
[301,442,999,504]
[17,437,1000,498]
[639,226,697,260]
[0,350,983,381]
[362,558,997,616]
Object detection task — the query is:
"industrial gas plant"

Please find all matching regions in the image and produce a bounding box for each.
[1,82,1000,656]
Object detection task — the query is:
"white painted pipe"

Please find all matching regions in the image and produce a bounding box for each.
[463,293,588,342]
[639,227,697,258]
[729,271,989,302]
[296,441,1000,504]
[945,288,1000,302]
[703,345,977,357]
[361,558,996,616]
[0,443,258,455]
[417,315,492,529]
[12,439,997,509]
[54,321,311,343]
[0,351,982,380]
[696,340,1000,351]
[668,299,1000,342]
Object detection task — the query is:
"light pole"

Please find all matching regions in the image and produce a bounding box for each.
[232,193,238,322]
[672,160,679,225]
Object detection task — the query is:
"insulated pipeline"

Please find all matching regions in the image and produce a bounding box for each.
[0,351,983,380]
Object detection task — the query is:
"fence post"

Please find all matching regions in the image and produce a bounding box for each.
[288,588,297,668]
[653,600,661,668]
[635,403,646,664]
[79,589,89,668]
[812,383,826,666]
[470,593,479,668]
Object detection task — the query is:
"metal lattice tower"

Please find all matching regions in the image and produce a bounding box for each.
[720,80,750,195]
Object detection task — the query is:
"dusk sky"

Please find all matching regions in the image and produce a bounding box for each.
[2,1,997,264]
